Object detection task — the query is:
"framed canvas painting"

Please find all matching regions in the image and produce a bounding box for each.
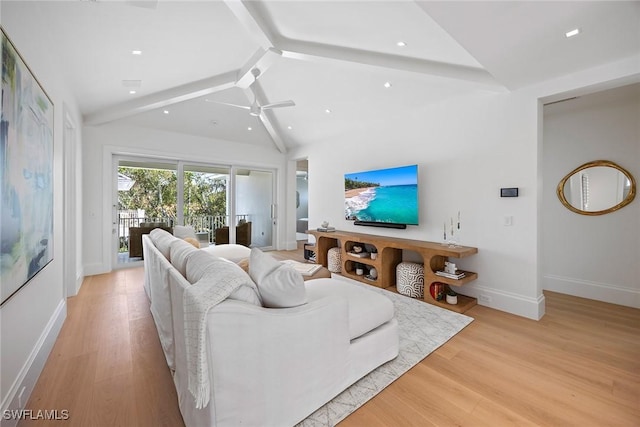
[1,28,54,306]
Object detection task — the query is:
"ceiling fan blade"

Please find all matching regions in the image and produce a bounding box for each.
[205,99,251,110]
[261,100,295,110]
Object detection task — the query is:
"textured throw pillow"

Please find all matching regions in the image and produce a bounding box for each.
[186,250,261,306]
[170,239,199,277]
[173,225,197,240]
[183,237,200,248]
[249,248,307,308]
[150,228,175,260]
[236,258,249,273]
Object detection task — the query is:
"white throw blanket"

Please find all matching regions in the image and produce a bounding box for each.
[183,271,247,409]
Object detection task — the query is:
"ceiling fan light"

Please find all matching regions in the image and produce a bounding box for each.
[565,28,581,38]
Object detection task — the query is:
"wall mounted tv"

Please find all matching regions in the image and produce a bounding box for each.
[344,164,418,228]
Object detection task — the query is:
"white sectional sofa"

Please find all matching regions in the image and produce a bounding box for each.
[143,229,399,427]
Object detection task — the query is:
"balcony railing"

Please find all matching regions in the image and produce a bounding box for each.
[117,212,248,253]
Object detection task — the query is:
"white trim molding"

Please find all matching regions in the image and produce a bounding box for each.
[544,274,640,309]
[1,300,66,427]
[463,283,546,320]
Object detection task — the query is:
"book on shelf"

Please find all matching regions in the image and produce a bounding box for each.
[316,227,336,232]
[435,270,466,280]
[348,251,370,258]
[281,260,323,276]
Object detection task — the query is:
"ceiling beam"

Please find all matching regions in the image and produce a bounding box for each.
[277,38,503,89]
[223,0,278,48]
[84,71,238,125]
[227,0,504,90]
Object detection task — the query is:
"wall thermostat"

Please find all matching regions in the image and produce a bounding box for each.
[501,188,519,197]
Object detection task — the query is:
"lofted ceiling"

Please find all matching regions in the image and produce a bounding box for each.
[2,1,639,153]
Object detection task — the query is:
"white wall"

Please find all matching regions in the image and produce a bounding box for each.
[289,56,640,320]
[82,124,286,275]
[542,84,640,307]
[1,3,83,422]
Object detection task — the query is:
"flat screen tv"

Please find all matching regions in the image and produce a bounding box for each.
[344,164,419,227]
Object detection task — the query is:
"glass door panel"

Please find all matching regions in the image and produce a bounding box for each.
[116,159,177,265]
[183,164,230,246]
[234,168,275,249]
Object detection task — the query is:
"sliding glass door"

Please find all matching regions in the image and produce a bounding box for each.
[114,156,275,266]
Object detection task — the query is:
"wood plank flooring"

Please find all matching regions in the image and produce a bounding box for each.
[20,247,640,427]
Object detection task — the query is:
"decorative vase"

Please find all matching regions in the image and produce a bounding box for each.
[369,267,378,279]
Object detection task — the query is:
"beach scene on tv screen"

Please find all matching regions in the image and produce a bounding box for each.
[344,165,418,225]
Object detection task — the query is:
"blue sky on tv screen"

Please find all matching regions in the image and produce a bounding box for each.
[345,164,417,187]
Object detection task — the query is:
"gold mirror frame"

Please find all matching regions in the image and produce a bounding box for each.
[557,160,636,216]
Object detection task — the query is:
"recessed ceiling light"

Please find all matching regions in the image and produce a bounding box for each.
[384,82,392,88]
[129,90,137,94]
[131,50,142,55]
[163,110,169,114]
[325,109,332,114]
[247,127,252,131]
[396,41,407,47]
[287,126,293,130]
[565,28,581,38]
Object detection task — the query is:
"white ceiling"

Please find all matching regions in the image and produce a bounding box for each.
[3,1,639,153]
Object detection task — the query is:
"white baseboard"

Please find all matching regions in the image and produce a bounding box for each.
[83,262,110,277]
[332,274,546,320]
[544,274,639,309]
[1,300,66,427]
[75,270,84,294]
[463,284,546,320]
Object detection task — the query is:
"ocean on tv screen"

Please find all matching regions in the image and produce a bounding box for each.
[345,184,418,225]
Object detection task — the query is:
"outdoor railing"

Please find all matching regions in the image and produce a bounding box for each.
[117,212,249,253]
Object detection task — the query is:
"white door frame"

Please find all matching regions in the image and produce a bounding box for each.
[63,110,79,296]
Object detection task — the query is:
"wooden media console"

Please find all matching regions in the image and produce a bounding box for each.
[307,229,478,313]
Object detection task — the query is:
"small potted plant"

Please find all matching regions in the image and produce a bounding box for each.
[446,288,458,305]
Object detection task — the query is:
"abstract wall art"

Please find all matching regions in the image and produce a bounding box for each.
[1,28,54,306]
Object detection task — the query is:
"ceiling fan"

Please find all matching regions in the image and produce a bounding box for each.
[206,68,295,117]
[206,97,295,117]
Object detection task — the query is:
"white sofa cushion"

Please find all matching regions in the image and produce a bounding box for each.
[306,278,394,340]
[202,243,251,263]
[249,248,307,308]
[170,238,199,277]
[186,250,261,306]
[150,228,175,260]
[173,224,197,240]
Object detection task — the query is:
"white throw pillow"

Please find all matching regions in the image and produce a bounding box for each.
[170,238,198,278]
[186,250,261,306]
[150,228,175,260]
[173,225,197,240]
[249,248,307,308]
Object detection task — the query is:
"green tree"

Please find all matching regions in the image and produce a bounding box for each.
[118,167,227,220]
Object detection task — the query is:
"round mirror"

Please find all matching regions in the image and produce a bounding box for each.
[557,160,636,215]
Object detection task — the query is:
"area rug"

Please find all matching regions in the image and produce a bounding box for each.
[297,280,474,426]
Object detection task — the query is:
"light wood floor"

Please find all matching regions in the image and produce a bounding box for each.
[21,247,640,427]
